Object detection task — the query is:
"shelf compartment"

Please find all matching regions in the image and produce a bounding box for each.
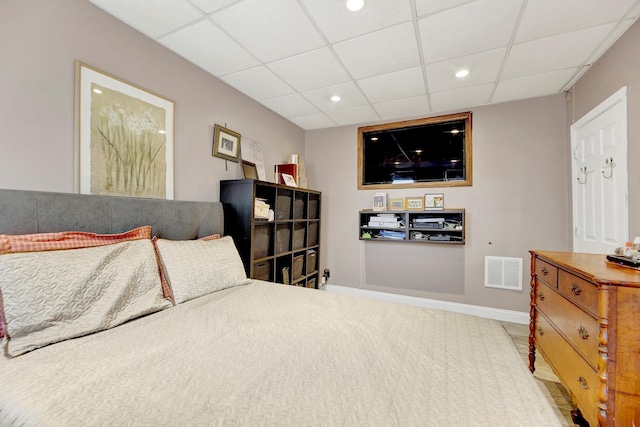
[253,259,272,282]
[275,189,293,220]
[275,223,291,254]
[293,223,306,250]
[254,223,272,258]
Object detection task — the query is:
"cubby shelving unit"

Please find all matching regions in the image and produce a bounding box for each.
[221,179,321,288]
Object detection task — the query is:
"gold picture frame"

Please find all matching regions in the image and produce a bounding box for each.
[213,124,241,163]
[75,61,175,199]
[405,197,424,210]
[389,198,406,210]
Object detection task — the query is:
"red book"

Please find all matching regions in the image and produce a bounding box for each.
[274,163,298,185]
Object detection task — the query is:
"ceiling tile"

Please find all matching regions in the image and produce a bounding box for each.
[222,66,295,101]
[261,93,320,118]
[268,48,351,92]
[415,0,477,17]
[159,20,259,76]
[303,82,368,111]
[89,0,203,38]
[325,105,379,126]
[492,69,577,104]
[430,83,493,112]
[426,47,505,92]
[418,0,522,64]
[357,67,425,103]
[300,0,412,43]
[515,0,637,43]
[373,95,431,121]
[333,22,421,79]
[288,113,337,130]
[189,0,238,14]
[211,0,325,62]
[502,23,616,80]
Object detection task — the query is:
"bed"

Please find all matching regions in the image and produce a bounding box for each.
[0,189,562,426]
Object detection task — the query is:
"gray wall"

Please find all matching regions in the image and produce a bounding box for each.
[0,0,305,202]
[305,94,570,312]
[567,19,640,239]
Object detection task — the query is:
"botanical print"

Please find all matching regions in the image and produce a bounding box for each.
[90,83,167,198]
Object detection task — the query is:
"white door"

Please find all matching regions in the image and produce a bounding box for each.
[571,87,629,254]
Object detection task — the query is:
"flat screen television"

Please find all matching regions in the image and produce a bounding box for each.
[358,112,472,189]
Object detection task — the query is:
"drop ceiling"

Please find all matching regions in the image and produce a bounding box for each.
[88,0,640,130]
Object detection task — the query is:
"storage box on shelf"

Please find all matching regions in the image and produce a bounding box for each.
[359,209,465,244]
[221,179,321,288]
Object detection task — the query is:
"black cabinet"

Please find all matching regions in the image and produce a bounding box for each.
[221,179,321,288]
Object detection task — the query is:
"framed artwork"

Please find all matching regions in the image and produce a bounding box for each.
[425,193,444,210]
[389,198,406,210]
[373,192,387,211]
[241,160,258,180]
[241,138,267,181]
[213,124,241,162]
[75,61,175,199]
[281,173,297,187]
[405,197,424,210]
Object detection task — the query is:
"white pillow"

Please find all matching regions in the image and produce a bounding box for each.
[0,240,171,357]
[155,236,250,304]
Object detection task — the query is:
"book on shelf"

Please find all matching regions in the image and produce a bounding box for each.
[368,221,403,228]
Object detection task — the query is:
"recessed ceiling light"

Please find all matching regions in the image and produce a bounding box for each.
[455,69,469,78]
[330,95,341,102]
[346,0,365,12]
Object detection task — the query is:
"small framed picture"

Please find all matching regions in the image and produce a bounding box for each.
[242,160,258,180]
[373,192,387,211]
[281,173,297,187]
[212,124,241,162]
[405,197,424,210]
[389,198,406,210]
[425,193,444,210]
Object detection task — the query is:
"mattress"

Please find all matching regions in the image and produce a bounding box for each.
[0,281,561,426]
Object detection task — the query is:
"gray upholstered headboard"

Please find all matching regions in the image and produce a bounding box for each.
[0,189,224,239]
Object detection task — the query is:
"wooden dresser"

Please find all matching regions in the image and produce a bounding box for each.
[529,251,640,427]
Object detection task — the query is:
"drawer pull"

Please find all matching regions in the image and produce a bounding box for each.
[538,292,545,301]
[537,327,544,336]
[578,326,589,340]
[578,376,589,390]
[541,267,549,276]
[570,283,582,296]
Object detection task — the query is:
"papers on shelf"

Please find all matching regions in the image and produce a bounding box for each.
[254,198,270,219]
[379,230,406,239]
[367,214,403,228]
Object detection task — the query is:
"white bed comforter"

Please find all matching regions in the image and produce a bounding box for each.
[0,281,561,426]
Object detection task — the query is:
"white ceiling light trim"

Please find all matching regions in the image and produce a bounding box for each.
[346,0,366,12]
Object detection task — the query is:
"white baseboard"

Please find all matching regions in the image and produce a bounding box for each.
[323,284,529,324]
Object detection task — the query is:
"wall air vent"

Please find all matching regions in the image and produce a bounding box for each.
[484,256,523,291]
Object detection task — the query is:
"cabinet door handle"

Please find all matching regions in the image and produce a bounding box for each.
[541,267,548,276]
[537,327,544,336]
[578,376,588,390]
[578,326,589,340]
[571,283,582,295]
[538,292,545,301]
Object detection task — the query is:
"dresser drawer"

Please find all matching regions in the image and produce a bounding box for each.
[535,258,558,287]
[535,282,599,370]
[535,312,599,427]
[558,270,598,316]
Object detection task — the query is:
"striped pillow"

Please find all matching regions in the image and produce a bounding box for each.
[0,226,151,254]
